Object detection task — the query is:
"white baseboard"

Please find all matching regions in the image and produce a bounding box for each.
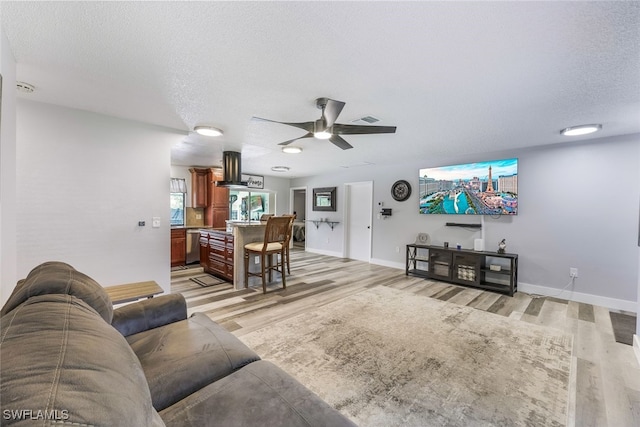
[519,282,636,313]
[308,253,636,313]
[370,258,405,270]
[304,248,345,258]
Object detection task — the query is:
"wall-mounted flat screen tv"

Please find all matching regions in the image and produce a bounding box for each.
[419,158,518,215]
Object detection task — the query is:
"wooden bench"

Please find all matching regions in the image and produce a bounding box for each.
[104,281,163,305]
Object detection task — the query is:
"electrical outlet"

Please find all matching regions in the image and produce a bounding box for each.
[569,267,578,278]
[395,246,400,253]
[254,256,260,264]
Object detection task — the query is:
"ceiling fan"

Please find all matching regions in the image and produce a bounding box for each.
[253,97,397,150]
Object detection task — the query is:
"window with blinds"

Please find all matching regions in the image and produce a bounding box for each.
[170,178,187,226]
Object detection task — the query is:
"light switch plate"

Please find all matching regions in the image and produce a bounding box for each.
[152,217,161,228]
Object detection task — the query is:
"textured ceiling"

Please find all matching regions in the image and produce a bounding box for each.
[2,1,639,178]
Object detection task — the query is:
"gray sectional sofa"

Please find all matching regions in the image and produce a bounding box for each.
[0,262,356,426]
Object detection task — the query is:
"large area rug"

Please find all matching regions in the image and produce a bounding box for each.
[240,286,573,427]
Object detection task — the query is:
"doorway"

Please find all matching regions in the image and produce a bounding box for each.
[345,181,373,262]
[290,187,307,249]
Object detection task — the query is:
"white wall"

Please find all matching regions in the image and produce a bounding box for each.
[262,175,291,215]
[15,100,183,293]
[0,26,17,306]
[636,145,640,362]
[293,135,640,311]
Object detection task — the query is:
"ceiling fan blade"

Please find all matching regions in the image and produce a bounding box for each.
[323,99,346,128]
[278,132,314,146]
[252,116,315,133]
[332,123,397,135]
[329,135,353,150]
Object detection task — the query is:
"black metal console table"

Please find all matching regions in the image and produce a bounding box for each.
[406,244,518,296]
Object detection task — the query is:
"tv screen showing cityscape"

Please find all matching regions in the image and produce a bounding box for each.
[419,158,518,215]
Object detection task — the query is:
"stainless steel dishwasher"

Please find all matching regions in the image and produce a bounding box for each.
[186,230,201,264]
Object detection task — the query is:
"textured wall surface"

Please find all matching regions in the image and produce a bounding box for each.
[15,100,182,293]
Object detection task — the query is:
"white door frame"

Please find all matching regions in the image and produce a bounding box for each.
[343,181,373,261]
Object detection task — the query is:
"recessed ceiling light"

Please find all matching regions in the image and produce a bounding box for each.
[16,81,35,93]
[271,166,290,172]
[194,125,223,137]
[560,124,602,136]
[282,146,302,154]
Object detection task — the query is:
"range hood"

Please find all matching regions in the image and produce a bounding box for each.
[216,151,248,188]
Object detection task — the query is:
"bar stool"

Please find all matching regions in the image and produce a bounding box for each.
[244,216,290,293]
[281,214,296,275]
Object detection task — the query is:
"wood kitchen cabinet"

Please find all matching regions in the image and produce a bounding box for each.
[189,168,209,208]
[171,228,186,267]
[206,168,229,228]
[209,168,228,207]
[199,230,234,282]
[189,167,229,228]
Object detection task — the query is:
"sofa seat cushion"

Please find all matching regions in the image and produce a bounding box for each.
[127,312,260,411]
[0,294,164,427]
[159,360,357,427]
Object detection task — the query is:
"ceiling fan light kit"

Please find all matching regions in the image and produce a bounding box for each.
[253,97,397,150]
[314,131,332,140]
[194,125,223,137]
[560,124,602,136]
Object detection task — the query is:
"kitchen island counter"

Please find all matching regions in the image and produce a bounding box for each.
[227,221,267,290]
[200,222,266,289]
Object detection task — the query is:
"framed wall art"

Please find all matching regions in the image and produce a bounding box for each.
[313,187,336,211]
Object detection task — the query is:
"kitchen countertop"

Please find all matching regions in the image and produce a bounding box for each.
[226,221,265,227]
[199,228,232,235]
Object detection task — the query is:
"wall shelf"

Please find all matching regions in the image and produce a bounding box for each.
[445,222,482,229]
[307,219,340,231]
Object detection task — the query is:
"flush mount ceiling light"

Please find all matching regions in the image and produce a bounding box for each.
[16,81,35,93]
[271,166,290,172]
[560,124,602,136]
[194,125,223,137]
[282,146,302,154]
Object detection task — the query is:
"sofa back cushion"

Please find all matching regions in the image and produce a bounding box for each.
[1,261,113,323]
[0,294,165,427]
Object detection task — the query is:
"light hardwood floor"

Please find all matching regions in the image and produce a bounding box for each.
[171,249,640,427]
